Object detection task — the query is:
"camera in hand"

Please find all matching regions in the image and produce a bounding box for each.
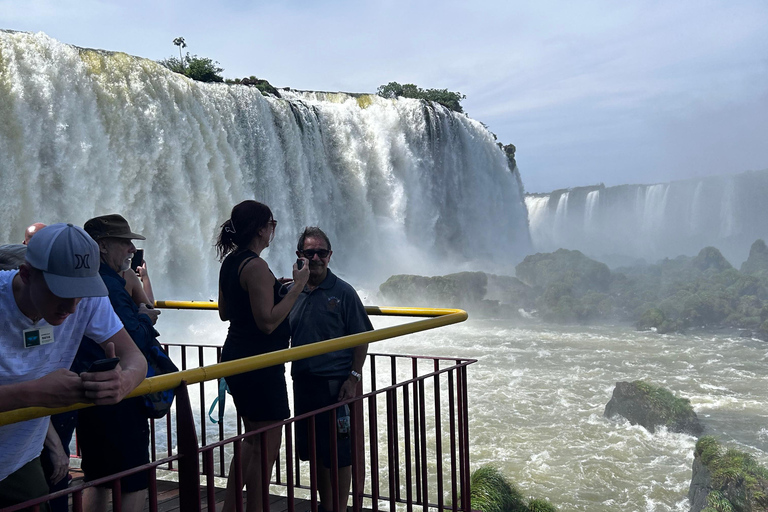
[297,258,304,270]
[131,249,144,271]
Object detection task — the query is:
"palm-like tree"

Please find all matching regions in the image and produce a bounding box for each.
[173,37,187,69]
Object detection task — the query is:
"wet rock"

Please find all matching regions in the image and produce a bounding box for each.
[604,381,703,436]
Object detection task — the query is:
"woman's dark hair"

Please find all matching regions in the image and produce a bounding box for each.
[216,200,273,261]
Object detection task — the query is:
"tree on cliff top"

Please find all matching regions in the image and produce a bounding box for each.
[159,37,224,83]
[377,81,466,113]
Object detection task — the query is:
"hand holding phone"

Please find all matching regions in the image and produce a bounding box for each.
[86,357,120,373]
[296,258,304,270]
[131,249,144,272]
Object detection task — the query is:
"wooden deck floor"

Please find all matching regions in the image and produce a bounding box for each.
[67,469,315,512]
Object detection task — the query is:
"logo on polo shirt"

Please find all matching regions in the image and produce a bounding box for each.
[327,296,340,312]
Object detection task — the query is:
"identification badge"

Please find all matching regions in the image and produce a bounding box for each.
[23,325,55,348]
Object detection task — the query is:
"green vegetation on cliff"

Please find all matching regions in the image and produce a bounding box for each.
[694,436,768,511]
[158,54,224,82]
[377,81,466,113]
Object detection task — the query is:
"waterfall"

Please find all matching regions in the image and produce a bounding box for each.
[525,172,768,265]
[584,190,599,228]
[0,31,531,296]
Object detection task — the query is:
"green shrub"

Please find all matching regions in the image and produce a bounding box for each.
[467,466,527,512]
[376,81,466,113]
[695,436,768,511]
[158,53,224,83]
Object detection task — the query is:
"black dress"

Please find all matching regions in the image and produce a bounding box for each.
[220,250,290,421]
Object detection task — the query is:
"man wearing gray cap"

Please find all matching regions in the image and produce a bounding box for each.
[0,223,147,508]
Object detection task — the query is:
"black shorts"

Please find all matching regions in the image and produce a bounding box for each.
[225,364,290,422]
[293,375,351,468]
[77,397,150,492]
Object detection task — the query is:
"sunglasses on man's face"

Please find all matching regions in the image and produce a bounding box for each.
[300,249,330,259]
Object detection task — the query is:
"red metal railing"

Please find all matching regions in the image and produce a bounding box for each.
[3,350,475,512]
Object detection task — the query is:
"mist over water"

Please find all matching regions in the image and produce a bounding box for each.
[526,172,768,266]
[0,31,530,296]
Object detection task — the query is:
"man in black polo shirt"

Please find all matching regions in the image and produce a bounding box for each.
[289,227,372,512]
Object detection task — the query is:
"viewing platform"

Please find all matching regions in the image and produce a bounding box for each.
[0,303,474,512]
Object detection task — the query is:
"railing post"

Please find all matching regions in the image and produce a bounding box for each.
[176,381,202,512]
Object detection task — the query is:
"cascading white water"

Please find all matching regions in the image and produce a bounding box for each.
[584,190,599,228]
[525,172,768,265]
[0,31,531,296]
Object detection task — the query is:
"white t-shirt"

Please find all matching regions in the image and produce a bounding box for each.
[0,270,123,481]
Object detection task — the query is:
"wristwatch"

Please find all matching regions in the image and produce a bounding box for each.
[350,370,362,383]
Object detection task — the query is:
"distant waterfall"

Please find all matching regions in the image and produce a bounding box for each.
[0,31,531,296]
[525,172,768,265]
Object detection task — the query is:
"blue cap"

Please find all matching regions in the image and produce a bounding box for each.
[25,223,107,298]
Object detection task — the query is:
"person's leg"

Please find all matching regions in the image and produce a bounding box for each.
[120,489,148,512]
[317,466,334,511]
[337,466,352,512]
[223,419,282,512]
[82,486,110,511]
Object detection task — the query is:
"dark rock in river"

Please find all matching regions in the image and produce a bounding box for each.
[378,271,534,317]
[604,381,703,436]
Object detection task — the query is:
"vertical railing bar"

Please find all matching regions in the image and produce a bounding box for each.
[199,346,207,448]
[370,354,378,392]
[176,381,202,512]
[448,370,458,512]
[412,358,422,503]
[418,379,429,512]
[330,407,340,512]
[262,430,271,512]
[286,423,295,512]
[368,394,380,512]
[112,479,122,512]
[386,389,397,512]
[204,449,216,512]
[234,440,244,512]
[456,367,465,512]
[391,362,401,501]
[460,365,472,512]
[150,414,157,463]
[403,382,413,512]
[148,469,159,512]
[72,489,83,512]
[350,397,362,512]
[308,416,318,512]
[434,360,444,512]
[217,346,226,477]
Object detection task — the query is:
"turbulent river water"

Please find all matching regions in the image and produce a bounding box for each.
[164,313,768,512]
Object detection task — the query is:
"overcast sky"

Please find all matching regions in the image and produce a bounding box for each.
[2,0,767,193]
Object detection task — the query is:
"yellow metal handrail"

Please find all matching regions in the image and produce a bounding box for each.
[0,303,467,426]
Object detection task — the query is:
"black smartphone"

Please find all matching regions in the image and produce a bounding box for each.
[297,258,304,270]
[86,357,120,372]
[131,249,144,271]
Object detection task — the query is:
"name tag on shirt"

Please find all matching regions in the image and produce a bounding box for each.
[23,325,54,348]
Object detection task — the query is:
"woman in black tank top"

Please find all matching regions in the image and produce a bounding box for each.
[215,200,309,512]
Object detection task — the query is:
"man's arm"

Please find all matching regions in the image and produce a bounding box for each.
[0,369,86,412]
[338,287,373,401]
[80,330,147,404]
[44,419,70,485]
